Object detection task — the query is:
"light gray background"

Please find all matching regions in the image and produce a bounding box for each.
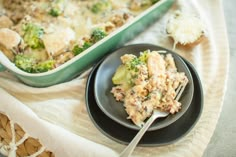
[202,0,236,157]
[0,0,235,157]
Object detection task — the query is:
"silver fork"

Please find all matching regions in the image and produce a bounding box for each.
[119,83,187,157]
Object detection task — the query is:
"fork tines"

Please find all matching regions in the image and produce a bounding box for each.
[175,82,187,101]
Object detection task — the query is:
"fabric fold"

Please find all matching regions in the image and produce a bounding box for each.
[0,88,118,157]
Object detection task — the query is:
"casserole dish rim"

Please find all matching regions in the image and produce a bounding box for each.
[0,0,171,77]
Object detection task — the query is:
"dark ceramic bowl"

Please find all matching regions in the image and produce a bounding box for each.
[94,44,194,131]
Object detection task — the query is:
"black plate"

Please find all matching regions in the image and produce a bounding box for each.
[94,44,194,131]
[85,58,203,146]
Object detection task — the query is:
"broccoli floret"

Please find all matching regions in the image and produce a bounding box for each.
[49,9,61,17]
[14,54,36,73]
[72,42,92,56]
[72,29,107,56]
[91,0,112,14]
[14,54,55,73]
[90,28,107,43]
[22,23,44,49]
[150,0,160,4]
[49,0,66,17]
[34,59,56,73]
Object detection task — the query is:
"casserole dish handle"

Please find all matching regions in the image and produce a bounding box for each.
[0,63,6,72]
[0,51,6,72]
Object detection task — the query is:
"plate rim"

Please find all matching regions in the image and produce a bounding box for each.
[85,56,204,146]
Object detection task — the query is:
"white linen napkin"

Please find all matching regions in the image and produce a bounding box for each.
[0,82,118,157]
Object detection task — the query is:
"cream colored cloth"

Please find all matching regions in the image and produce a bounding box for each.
[0,88,118,157]
[0,0,229,157]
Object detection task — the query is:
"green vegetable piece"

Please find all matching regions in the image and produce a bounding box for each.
[49,0,66,17]
[151,0,160,4]
[125,55,148,85]
[91,0,111,14]
[90,28,107,43]
[126,57,142,71]
[14,54,55,73]
[112,65,132,90]
[139,50,150,63]
[72,28,106,56]
[23,23,44,49]
[112,65,128,84]
[49,8,61,17]
[72,42,92,56]
[14,54,35,73]
[34,59,56,73]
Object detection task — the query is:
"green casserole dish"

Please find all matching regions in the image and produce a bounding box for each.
[0,0,174,87]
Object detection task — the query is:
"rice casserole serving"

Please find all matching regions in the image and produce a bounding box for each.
[111,50,189,127]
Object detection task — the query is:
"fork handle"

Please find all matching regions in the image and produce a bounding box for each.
[119,114,157,157]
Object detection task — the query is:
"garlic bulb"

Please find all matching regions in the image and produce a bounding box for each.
[166,10,205,48]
